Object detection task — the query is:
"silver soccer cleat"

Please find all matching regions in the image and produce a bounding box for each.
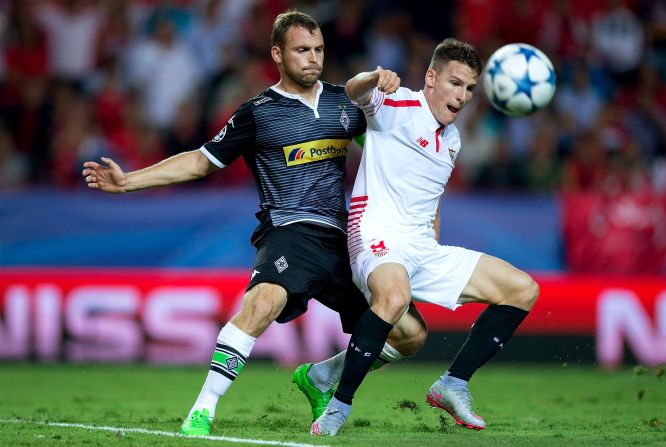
[426,380,486,430]
[309,407,349,436]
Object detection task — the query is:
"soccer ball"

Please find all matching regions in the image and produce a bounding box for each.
[483,43,556,116]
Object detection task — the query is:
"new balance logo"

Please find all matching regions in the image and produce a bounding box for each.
[417,137,429,148]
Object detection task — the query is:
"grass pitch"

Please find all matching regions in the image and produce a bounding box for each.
[0,362,664,447]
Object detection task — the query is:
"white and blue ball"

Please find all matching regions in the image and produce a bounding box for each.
[483,43,556,116]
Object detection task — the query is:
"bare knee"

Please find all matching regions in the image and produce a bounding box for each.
[507,273,539,311]
[230,283,287,337]
[371,291,411,324]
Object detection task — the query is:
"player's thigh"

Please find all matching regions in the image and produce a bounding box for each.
[409,244,480,310]
[246,224,345,329]
[367,262,412,320]
[458,253,537,308]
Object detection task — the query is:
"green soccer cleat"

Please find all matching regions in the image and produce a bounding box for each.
[292,363,334,421]
[180,408,212,436]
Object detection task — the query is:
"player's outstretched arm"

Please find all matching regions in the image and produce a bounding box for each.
[345,66,401,105]
[81,150,216,194]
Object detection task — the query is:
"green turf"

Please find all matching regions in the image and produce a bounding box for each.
[0,362,664,446]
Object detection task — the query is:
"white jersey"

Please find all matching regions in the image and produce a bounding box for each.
[348,87,461,262]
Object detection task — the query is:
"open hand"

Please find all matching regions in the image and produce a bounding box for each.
[81,157,127,194]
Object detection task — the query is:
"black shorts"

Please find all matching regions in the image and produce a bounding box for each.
[246,222,368,333]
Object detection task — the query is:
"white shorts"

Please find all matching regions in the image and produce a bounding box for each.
[351,236,482,310]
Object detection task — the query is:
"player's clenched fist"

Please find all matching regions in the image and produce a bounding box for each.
[374,66,400,94]
[81,157,127,194]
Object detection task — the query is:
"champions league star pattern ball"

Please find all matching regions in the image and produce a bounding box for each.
[483,43,556,116]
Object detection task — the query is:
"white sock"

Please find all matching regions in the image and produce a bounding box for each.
[307,342,405,393]
[372,341,405,369]
[308,350,346,393]
[189,322,256,418]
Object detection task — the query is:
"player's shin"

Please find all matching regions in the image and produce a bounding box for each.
[307,342,405,392]
[188,323,257,419]
[446,304,528,381]
[334,308,393,405]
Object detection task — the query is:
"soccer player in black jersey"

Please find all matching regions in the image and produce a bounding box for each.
[82,10,427,436]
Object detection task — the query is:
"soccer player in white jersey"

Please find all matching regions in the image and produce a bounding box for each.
[310,38,539,436]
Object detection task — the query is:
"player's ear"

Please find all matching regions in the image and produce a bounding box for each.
[271,45,282,65]
[425,68,436,88]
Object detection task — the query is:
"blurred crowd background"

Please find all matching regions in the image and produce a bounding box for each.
[0,0,665,195]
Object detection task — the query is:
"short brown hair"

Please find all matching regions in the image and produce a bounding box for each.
[429,38,482,77]
[271,10,320,49]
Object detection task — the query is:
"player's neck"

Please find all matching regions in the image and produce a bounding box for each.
[275,79,319,106]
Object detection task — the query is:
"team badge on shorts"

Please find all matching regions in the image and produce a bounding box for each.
[274,256,289,273]
[370,240,389,257]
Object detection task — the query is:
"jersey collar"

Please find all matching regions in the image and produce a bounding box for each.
[416,89,445,132]
[270,81,323,117]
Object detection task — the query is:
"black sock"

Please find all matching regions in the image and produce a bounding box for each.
[448,305,528,382]
[334,308,393,404]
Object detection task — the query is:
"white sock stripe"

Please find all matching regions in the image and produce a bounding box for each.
[380,342,405,362]
[0,419,329,447]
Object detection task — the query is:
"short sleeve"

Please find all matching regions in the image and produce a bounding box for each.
[200,102,256,168]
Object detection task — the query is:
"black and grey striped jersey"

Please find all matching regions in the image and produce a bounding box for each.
[200,81,366,245]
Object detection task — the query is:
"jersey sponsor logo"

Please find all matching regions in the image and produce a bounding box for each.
[287,148,306,162]
[283,139,350,166]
